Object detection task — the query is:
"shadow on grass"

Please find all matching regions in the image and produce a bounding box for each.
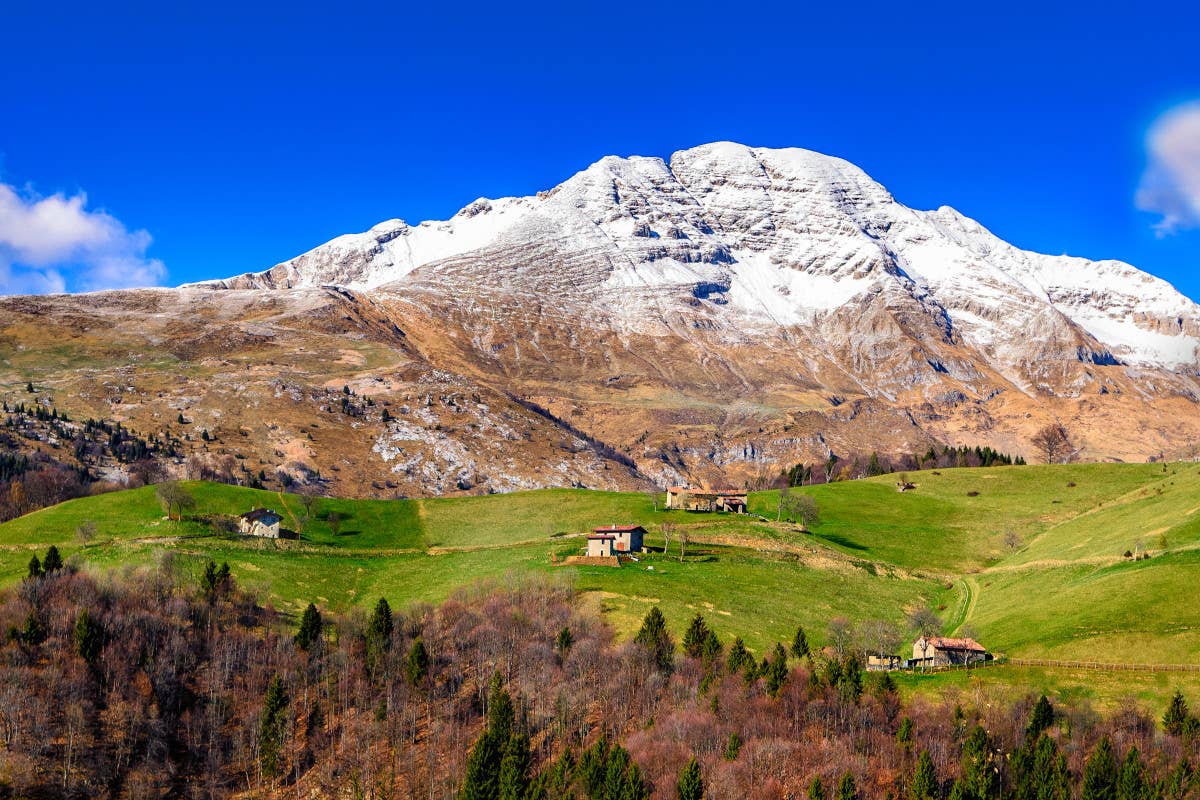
[815,533,869,552]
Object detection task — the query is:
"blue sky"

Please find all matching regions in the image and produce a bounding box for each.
[1,1,1198,297]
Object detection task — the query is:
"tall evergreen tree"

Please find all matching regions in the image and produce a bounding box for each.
[726,637,753,675]
[294,603,322,650]
[765,642,789,698]
[74,608,103,666]
[26,554,42,580]
[460,675,516,800]
[791,625,810,659]
[808,777,827,800]
[1163,691,1191,736]
[1027,695,1054,740]
[406,637,429,687]
[1116,747,1147,800]
[676,756,704,800]
[909,750,939,800]
[498,732,532,800]
[366,596,394,675]
[682,613,712,659]
[1082,736,1118,800]
[42,545,63,573]
[259,676,289,779]
[634,606,674,673]
[960,725,999,800]
[836,771,858,800]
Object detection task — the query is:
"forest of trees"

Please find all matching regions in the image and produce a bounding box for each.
[1,562,1197,799]
[779,445,1026,488]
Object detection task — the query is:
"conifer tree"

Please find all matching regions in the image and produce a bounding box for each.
[1163,691,1191,736]
[765,642,789,698]
[42,545,63,573]
[259,675,289,779]
[726,637,753,675]
[897,717,915,752]
[1082,736,1118,800]
[294,603,322,650]
[366,596,394,675]
[909,750,939,800]
[791,625,810,659]
[724,732,742,761]
[498,731,532,800]
[74,608,103,666]
[406,637,429,687]
[682,613,712,659]
[26,554,42,580]
[20,611,44,646]
[555,626,573,660]
[676,756,704,800]
[1116,747,1147,800]
[836,771,858,800]
[634,605,674,673]
[1027,695,1054,740]
[808,777,827,800]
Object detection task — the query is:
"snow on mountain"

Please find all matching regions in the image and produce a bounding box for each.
[198,142,1200,371]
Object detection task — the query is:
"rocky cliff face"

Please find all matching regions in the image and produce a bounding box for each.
[7,143,1198,497]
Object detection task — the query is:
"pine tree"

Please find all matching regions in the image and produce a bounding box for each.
[20,612,44,646]
[406,637,429,687]
[74,608,103,666]
[727,637,753,675]
[791,625,810,659]
[459,674,518,800]
[724,732,742,761]
[42,545,63,573]
[259,676,289,779]
[909,750,939,800]
[1116,747,1147,800]
[555,626,573,660]
[1163,691,1191,736]
[366,596,394,675]
[1082,736,1118,800]
[1027,695,1054,740]
[498,732,532,800]
[294,603,322,650]
[960,725,999,800]
[676,756,703,800]
[836,771,858,800]
[808,777,827,800]
[26,381,34,393]
[26,554,42,580]
[765,642,789,698]
[682,613,712,659]
[634,606,674,673]
[897,717,915,752]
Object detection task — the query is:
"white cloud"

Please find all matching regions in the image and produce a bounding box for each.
[0,182,166,295]
[1136,102,1200,235]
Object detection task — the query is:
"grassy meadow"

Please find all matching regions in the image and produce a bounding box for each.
[3,462,1200,709]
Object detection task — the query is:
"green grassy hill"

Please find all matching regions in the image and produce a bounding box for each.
[3,462,1199,708]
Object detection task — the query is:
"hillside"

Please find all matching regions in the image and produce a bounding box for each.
[4,463,1198,684]
[4,144,1200,498]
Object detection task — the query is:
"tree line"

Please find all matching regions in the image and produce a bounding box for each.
[1,562,1197,799]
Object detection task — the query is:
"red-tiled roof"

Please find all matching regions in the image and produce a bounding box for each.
[592,525,645,533]
[924,637,985,652]
[587,534,616,540]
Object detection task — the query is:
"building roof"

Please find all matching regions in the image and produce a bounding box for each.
[921,637,986,652]
[241,508,280,523]
[592,525,645,533]
[587,533,617,540]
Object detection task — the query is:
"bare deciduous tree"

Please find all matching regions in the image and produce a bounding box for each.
[906,606,944,638]
[1031,422,1074,464]
[660,522,673,555]
[155,481,195,521]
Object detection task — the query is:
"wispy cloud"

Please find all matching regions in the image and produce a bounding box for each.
[0,182,166,295]
[1136,102,1200,235]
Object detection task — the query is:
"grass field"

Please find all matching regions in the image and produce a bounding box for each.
[3,463,1200,706]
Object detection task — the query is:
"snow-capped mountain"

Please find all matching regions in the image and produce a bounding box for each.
[203,142,1200,373]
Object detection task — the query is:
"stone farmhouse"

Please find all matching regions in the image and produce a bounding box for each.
[666,486,748,513]
[587,524,646,557]
[910,636,989,667]
[239,508,282,538]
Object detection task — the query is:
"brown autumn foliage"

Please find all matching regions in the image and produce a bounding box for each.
[0,562,1197,799]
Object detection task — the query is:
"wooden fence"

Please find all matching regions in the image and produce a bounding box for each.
[902,657,1200,674]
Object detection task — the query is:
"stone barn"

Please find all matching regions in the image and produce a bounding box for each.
[666,487,747,513]
[586,533,617,558]
[592,524,646,553]
[911,636,988,667]
[239,508,282,538]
